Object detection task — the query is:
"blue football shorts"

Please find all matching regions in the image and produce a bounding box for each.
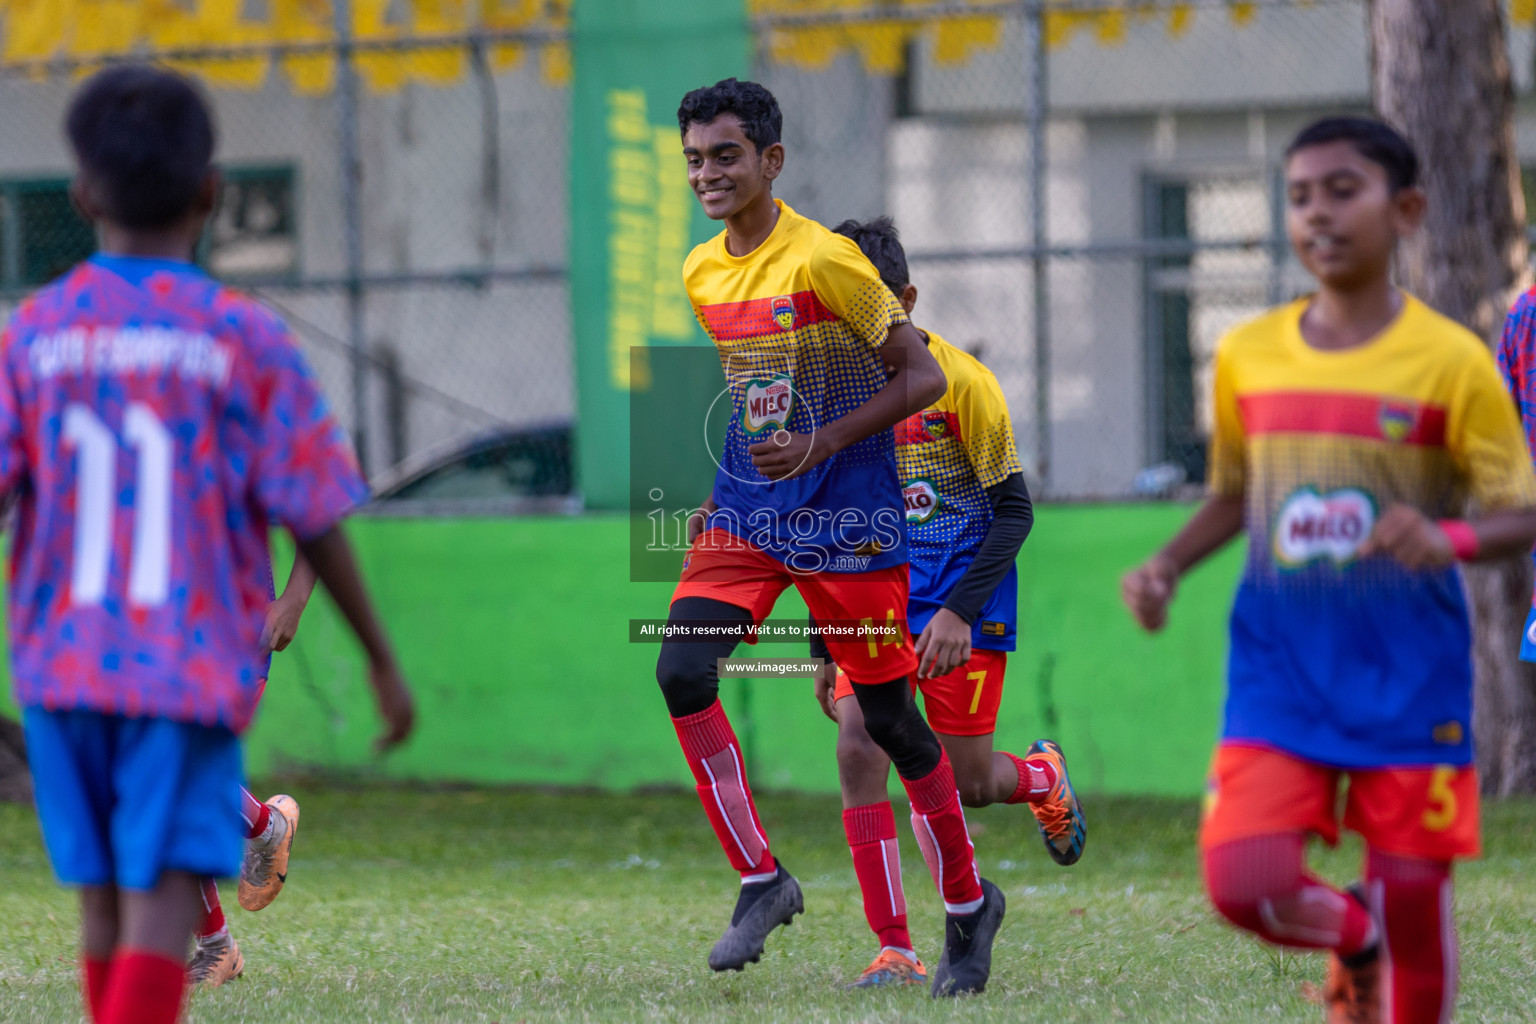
[24,707,245,889]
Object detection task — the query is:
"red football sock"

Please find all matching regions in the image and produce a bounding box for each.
[1204,833,1375,954]
[672,701,776,878]
[1003,751,1058,804]
[241,787,269,839]
[1368,849,1454,1024]
[81,956,111,1022]
[903,752,984,912]
[195,877,225,939]
[100,949,186,1024]
[844,802,912,951]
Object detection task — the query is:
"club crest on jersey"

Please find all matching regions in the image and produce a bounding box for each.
[903,479,941,524]
[1273,487,1376,567]
[771,295,796,332]
[924,412,951,439]
[741,374,794,436]
[1379,402,1417,443]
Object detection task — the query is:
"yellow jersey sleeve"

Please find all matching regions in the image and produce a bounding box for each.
[807,234,910,349]
[1208,336,1247,498]
[1446,342,1536,512]
[955,370,1023,490]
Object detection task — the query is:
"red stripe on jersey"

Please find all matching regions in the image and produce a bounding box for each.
[1238,391,1447,446]
[696,290,838,341]
[895,411,962,446]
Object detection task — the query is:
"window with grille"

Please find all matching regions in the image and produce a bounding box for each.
[1143,171,1282,485]
[0,178,96,291]
[0,165,298,293]
[204,165,298,280]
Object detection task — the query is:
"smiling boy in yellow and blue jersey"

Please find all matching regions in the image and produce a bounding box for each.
[1123,116,1536,1024]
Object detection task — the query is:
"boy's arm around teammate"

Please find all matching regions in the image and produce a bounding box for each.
[747,237,945,482]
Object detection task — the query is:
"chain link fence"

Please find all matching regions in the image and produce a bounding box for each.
[758,0,1377,500]
[0,19,573,494]
[1,1,1533,501]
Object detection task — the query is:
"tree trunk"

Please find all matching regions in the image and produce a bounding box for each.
[0,712,31,804]
[1370,0,1536,793]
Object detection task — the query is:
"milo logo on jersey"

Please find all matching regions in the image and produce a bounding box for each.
[1273,487,1376,567]
[742,374,794,436]
[904,479,941,524]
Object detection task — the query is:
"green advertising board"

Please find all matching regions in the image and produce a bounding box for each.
[0,505,1234,797]
[569,0,749,510]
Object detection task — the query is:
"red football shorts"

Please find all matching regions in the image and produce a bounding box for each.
[1200,742,1480,861]
[674,528,918,685]
[833,649,1007,736]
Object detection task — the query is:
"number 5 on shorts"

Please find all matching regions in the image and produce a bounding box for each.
[1421,765,1458,833]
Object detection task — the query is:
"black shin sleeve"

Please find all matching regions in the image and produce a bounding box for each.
[655,597,755,718]
[849,676,942,781]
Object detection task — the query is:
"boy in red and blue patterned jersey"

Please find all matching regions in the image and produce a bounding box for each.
[11,66,414,1024]
[1123,117,1536,1024]
[659,79,1005,997]
[1494,288,1536,664]
[807,217,1085,990]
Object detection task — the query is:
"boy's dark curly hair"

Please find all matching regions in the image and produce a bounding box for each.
[677,78,782,153]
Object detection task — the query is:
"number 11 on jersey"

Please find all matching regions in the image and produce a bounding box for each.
[62,402,172,607]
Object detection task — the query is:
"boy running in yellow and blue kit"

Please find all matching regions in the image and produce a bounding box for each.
[810,217,1085,989]
[659,79,1010,998]
[1122,117,1536,1024]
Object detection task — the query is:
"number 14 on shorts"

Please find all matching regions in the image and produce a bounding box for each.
[858,609,904,658]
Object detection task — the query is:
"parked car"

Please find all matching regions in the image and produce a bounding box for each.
[364,422,578,515]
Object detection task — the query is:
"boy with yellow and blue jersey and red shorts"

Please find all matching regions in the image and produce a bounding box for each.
[658,79,1006,998]
[1122,116,1536,1024]
[805,217,1085,989]
[12,67,415,1024]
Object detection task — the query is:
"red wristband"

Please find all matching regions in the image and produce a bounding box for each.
[1437,519,1480,562]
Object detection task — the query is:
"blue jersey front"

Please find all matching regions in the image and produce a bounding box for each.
[1212,299,1536,768]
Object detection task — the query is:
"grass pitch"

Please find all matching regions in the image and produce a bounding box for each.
[4,786,1536,1023]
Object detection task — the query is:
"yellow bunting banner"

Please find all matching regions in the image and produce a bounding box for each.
[751,0,1317,74]
[5,0,1497,87]
[0,0,572,92]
